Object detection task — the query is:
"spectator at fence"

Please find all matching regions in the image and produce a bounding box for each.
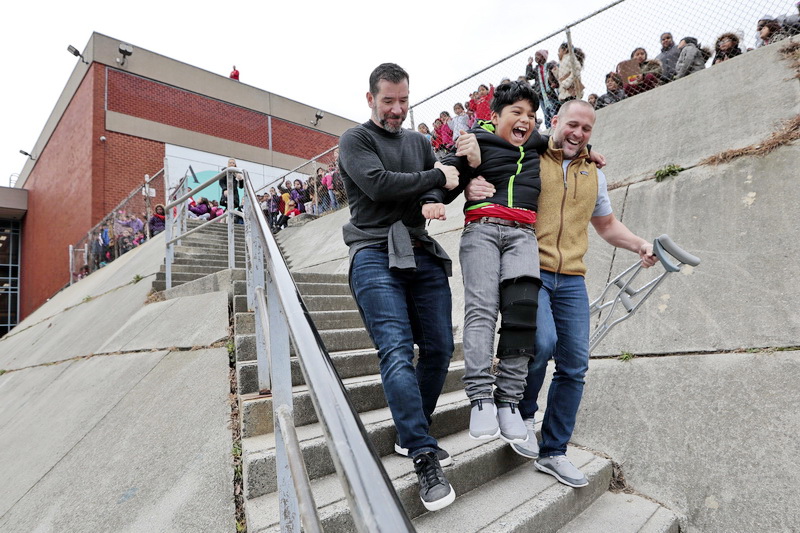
[132,231,146,247]
[219,158,245,223]
[556,43,584,103]
[468,84,494,121]
[674,37,709,80]
[759,18,790,46]
[91,226,110,269]
[274,200,300,231]
[290,179,306,213]
[587,93,598,108]
[209,199,224,220]
[713,33,743,65]
[656,32,681,83]
[432,118,454,157]
[450,103,470,142]
[264,187,281,226]
[526,50,559,129]
[308,168,326,214]
[622,48,662,97]
[149,204,166,235]
[189,197,212,220]
[781,3,800,36]
[418,123,433,143]
[322,167,339,211]
[595,72,626,110]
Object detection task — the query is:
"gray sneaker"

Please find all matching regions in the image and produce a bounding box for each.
[413,451,456,511]
[395,436,453,467]
[510,418,539,459]
[534,455,589,488]
[497,402,528,444]
[469,398,500,440]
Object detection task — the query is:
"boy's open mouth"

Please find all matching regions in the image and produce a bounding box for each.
[512,126,528,141]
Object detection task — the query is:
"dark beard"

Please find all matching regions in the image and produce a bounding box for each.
[380,116,404,133]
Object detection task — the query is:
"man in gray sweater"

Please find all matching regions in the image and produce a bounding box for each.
[338,63,460,512]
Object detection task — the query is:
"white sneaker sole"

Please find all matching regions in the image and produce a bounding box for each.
[499,432,529,445]
[509,441,538,459]
[421,484,456,512]
[469,427,500,441]
[534,461,589,488]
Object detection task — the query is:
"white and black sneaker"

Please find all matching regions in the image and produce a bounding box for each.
[413,451,456,511]
[395,436,453,466]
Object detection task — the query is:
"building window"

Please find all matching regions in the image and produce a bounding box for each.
[0,220,20,337]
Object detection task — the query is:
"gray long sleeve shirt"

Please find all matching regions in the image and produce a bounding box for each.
[338,120,452,274]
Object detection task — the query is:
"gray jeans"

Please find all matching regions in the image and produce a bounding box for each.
[460,222,540,403]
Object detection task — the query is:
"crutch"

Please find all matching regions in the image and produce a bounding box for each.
[589,234,701,353]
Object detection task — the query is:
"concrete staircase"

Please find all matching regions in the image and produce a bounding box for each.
[157,220,681,532]
[151,220,247,293]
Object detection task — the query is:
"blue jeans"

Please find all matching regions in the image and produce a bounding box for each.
[518,270,589,457]
[350,246,454,457]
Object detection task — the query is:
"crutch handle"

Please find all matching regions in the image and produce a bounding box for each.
[653,234,701,272]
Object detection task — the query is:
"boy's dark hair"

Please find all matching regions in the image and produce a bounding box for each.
[489,80,539,114]
[369,63,409,95]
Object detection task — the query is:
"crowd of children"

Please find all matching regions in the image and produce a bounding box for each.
[417,10,799,145]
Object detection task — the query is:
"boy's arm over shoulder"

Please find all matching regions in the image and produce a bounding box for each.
[529,130,549,155]
[338,127,445,202]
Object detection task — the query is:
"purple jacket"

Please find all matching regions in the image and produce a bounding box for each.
[189,203,210,217]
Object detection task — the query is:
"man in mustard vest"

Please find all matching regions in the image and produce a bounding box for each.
[464,99,656,487]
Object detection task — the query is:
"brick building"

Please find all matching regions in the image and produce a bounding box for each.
[7,32,356,328]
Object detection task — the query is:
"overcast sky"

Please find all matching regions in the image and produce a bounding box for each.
[1,0,792,187]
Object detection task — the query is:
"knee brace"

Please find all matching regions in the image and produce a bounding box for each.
[496,276,542,359]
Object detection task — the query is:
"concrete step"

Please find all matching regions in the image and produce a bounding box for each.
[242,389,470,499]
[309,309,364,330]
[238,361,465,440]
[558,491,680,533]
[234,325,374,368]
[239,343,465,437]
[294,282,351,296]
[302,295,358,312]
[154,271,210,284]
[158,264,229,275]
[292,272,348,284]
[411,446,611,533]
[177,239,247,251]
[173,244,245,256]
[234,310,364,335]
[244,431,611,532]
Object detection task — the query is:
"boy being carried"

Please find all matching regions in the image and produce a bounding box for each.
[421,81,546,444]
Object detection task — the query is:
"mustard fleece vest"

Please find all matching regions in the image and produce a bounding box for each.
[536,139,599,276]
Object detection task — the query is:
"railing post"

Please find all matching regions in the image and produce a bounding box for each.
[227,169,236,269]
[244,203,255,312]
[267,269,299,531]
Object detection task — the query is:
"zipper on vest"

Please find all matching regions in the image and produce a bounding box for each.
[507,145,525,208]
[556,163,569,273]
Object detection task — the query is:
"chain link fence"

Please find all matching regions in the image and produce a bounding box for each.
[409,0,798,141]
[254,146,346,231]
[69,168,169,283]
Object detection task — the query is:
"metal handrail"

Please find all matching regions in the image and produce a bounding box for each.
[241,173,415,532]
[164,165,242,289]
[67,164,165,286]
[254,145,339,195]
